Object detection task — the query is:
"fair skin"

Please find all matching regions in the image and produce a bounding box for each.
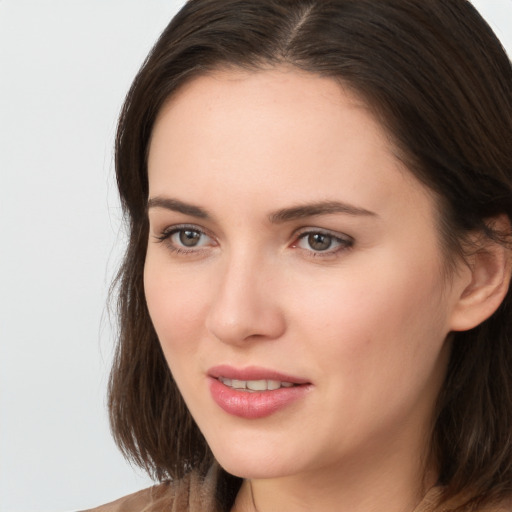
[144,68,488,512]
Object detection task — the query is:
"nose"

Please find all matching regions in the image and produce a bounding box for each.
[205,254,286,345]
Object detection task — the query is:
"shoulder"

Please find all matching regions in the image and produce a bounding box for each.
[79,482,174,512]
[80,467,221,512]
[415,487,512,512]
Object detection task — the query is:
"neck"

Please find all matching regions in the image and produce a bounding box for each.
[231,437,437,512]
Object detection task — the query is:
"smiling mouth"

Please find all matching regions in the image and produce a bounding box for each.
[218,377,298,392]
[209,369,311,418]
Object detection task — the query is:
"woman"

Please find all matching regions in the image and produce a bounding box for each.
[87,1,512,510]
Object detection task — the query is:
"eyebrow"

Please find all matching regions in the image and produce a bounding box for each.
[268,201,377,223]
[147,196,377,222]
[147,197,210,218]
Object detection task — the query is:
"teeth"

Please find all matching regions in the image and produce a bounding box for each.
[219,377,296,391]
[247,379,267,391]
[231,379,246,389]
[267,380,281,390]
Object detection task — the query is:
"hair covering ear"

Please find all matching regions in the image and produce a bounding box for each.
[449,215,511,332]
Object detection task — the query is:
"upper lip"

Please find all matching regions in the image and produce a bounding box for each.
[208,365,310,384]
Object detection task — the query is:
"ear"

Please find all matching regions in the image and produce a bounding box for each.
[449,216,511,332]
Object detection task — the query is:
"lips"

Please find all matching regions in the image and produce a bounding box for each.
[208,365,311,419]
[208,365,310,384]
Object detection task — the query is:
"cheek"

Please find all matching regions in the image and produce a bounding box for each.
[291,256,445,336]
[287,250,450,384]
[144,257,209,357]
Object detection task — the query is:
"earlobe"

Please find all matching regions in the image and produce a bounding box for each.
[449,218,512,332]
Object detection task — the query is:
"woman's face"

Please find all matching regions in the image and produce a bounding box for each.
[144,69,467,481]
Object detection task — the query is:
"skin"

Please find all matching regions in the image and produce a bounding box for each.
[144,68,474,512]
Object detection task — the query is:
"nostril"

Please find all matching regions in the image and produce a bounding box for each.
[205,297,286,345]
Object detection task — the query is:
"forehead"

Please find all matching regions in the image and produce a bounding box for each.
[147,67,434,223]
[152,67,374,137]
[150,67,380,158]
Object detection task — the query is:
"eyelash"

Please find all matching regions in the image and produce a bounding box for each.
[154,225,215,255]
[154,225,354,258]
[292,229,354,258]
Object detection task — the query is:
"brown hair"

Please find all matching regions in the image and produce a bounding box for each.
[109,0,512,509]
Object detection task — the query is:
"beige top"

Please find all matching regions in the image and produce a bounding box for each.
[81,469,217,512]
[82,474,511,512]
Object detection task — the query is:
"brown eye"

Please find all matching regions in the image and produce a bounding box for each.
[294,230,353,255]
[179,229,202,247]
[158,227,214,251]
[307,233,332,251]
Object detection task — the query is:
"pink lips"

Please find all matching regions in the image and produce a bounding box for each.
[208,365,311,419]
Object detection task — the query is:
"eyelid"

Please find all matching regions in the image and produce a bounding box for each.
[291,227,354,255]
[153,223,217,253]
[293,225,353,241]
[154,222,212,238]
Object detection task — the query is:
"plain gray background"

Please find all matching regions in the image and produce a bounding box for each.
[1,1,511,511]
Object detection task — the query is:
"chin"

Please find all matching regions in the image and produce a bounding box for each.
[208,435,305,480]
[216,457,292,480]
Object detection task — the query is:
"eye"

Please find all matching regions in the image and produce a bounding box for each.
[173,228,207,248]
[293,230,353,255]
[155,225,215,253]
[303,233,334,251]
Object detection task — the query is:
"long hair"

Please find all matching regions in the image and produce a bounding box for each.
[108,1,512,509]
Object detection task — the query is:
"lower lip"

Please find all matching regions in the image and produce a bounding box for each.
[208,377,311,419]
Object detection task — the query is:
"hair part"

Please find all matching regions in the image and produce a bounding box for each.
[109,1,512,509]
